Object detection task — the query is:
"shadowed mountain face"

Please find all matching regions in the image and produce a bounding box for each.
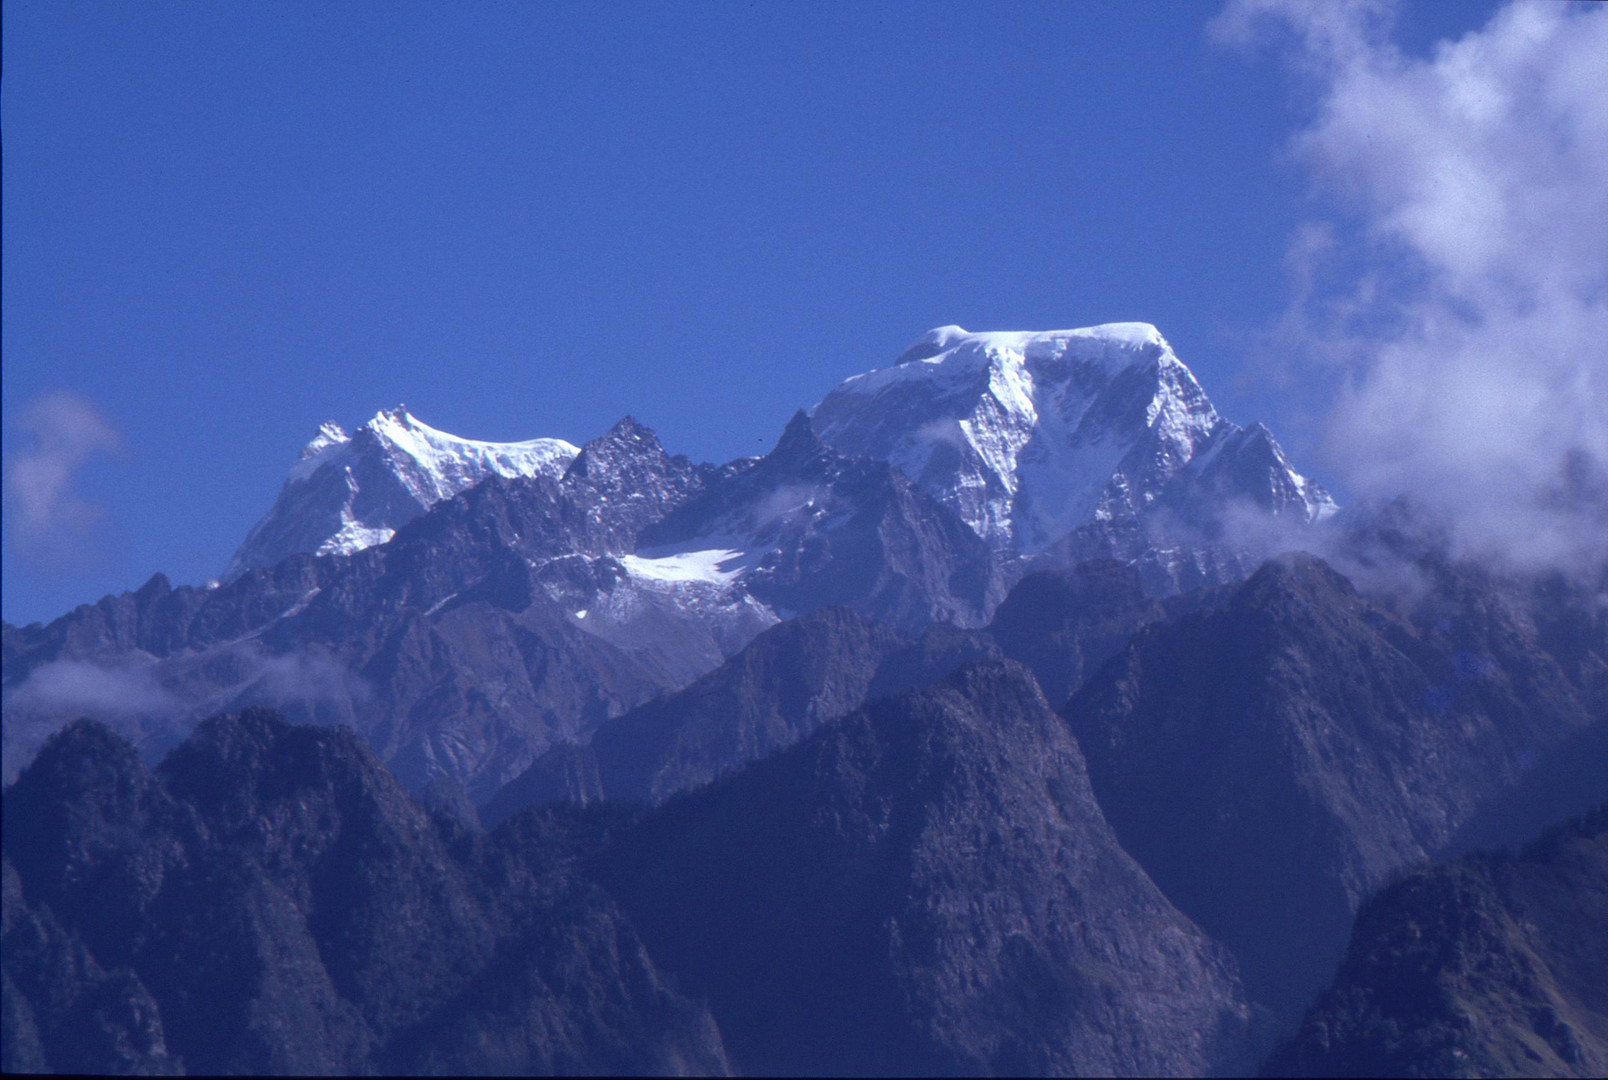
[597,662,1255,1078]
[485,558,1199,826]
[4,542,1602,1076]
[3,681,1257,1078]
[1263,807,1608,1079]
[484,606,1004,823]
[0,712,730,1077]
[985,558,1233,709]
[1065,553,1606,1025]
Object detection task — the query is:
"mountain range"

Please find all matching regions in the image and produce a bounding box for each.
[3,322,1603,1076]
[3,323,1330,796]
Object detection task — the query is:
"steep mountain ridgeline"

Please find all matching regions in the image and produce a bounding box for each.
[596,661,1256,1078]
[489,554,1238,825]
[2,416,731,797]
[2,678,1266,1078]
[1263,806,1608,1078]
[1065,552,1606,1026]
[5,322,1341,799]
[1,413,997,796]
[0,712,730,1076]
[485,606,1005,822]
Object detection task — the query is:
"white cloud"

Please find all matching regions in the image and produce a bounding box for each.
[7,659,181,717]
[1218,0,1608,580]
[3,392,124,567]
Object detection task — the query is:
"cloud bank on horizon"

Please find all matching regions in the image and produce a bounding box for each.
[3,392,124,572]
[1217,0,1608,581]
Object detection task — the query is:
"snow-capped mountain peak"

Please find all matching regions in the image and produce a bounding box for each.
[811,323,1326,555]
[224,408,579,581]
[298,421,350,460]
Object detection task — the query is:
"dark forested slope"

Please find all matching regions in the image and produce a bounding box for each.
[0,712,728,1076]
[1263,806,1608,1078]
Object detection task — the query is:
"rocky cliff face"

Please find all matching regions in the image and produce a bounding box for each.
[1263,806,1608,1078]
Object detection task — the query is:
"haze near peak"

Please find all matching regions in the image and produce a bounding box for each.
[1220,0,1608,583]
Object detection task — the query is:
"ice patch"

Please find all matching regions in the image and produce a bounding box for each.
[317,515,396,557]
[619,548,748,585]
[424,592,459,617]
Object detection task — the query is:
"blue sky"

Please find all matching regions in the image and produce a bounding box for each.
[9,0,1600,627]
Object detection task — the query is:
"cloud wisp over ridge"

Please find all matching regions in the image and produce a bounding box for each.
[1217,0,1608,582]
[3,392,125,571]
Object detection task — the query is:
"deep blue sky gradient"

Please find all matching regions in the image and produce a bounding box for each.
[2,0,1501,626]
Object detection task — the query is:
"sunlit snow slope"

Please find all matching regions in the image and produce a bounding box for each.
[811,323,1335,554]
[224,407,578,581]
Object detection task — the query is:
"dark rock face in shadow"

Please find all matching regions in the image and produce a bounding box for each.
[1,711,730,1077]
[1066,553,1603,1027]
[1264,806,1608,1078]
[486,606,1004,822]
[598,662,1255,1078]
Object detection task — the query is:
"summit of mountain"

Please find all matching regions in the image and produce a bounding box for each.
[223,407,579,582]
[812,323,1334,563]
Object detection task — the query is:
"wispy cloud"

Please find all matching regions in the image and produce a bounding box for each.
[6,658,182,717]
[3,392,124,568]
[245,644,372,707]
[1216,0,1608,581]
